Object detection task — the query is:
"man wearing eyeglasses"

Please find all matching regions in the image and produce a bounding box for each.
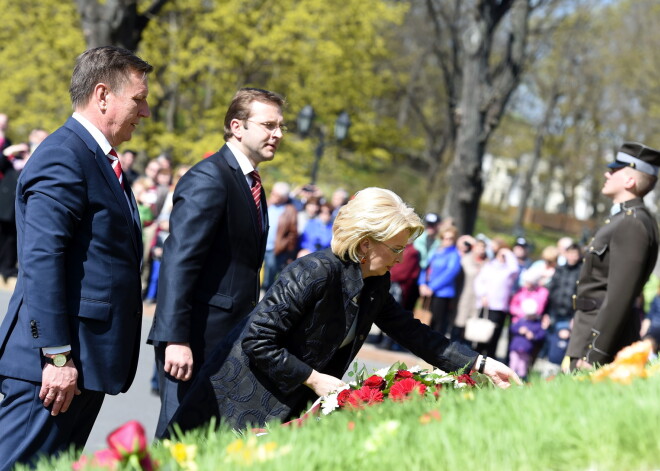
[567,142,660,371]
[147,88,286,438]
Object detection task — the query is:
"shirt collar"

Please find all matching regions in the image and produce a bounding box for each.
[226,141,255,176]
[72,112,114,156]
[610,203,622,216]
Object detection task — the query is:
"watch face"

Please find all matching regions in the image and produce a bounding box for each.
[53,354,67,367]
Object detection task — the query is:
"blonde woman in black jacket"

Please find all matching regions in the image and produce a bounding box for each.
[163,188,520,435]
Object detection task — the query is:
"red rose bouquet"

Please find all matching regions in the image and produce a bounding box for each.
[320,362,476,415]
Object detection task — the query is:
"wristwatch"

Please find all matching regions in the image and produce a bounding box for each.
[44,352,72,367]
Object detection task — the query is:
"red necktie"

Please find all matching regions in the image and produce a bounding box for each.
[250,170,262,232]
[108,149,124,189]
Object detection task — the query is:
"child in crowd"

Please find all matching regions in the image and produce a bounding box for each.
[509,269,549,323]
[509,298,547,381]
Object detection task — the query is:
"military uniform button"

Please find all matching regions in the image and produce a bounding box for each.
[626,209,633,215]
[588,344,592,349]
[589,246,594,251]
[605,219,610,224]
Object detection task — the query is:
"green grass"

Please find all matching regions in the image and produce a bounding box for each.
[28,371,660,471]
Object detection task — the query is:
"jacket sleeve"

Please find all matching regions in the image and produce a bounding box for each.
[241,259,329,395]
[376,295,478,372]
[588,217,652,364]
[151,162,226,343]
[20,145,86,347]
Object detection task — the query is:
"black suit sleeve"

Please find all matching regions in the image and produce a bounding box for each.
[151,161,227,343]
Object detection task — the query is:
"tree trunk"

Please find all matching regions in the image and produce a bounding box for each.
[442,0,531,235]
[74,0,169,51]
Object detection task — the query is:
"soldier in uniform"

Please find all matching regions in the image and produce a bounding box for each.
[567,142,660,370]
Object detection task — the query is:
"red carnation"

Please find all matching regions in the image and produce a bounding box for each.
[363,375,387,390]
[456,373,476,387]
[389,378,427,401]
[393,370,414,382]
[355,386,384,405]
[345,386,384,409]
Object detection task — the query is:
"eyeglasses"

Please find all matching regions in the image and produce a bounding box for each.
[245,120,288,134]
[379,241,405,255]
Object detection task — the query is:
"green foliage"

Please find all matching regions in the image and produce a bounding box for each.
[0,0,85,139]
[134,0,410,190]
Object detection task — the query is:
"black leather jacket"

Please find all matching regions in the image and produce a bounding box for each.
[169,248,478,432]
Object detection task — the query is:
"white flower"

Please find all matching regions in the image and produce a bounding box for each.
[408,365,423,373]
[320,384,351,415]
[373,367,390,378]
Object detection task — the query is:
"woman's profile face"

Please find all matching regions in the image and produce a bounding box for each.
[359,230,408,278]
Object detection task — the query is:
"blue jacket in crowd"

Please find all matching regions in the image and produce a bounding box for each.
[418,245,462,298]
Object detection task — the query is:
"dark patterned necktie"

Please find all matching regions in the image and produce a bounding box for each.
[108,149,124,189]
[250,170,262,232]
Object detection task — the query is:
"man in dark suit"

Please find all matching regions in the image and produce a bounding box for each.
[148,88,286,437]
[0,46,151,470]
[567,142,660,370]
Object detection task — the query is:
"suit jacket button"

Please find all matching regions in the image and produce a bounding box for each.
[359,335,365,341]
[252,301,256,307]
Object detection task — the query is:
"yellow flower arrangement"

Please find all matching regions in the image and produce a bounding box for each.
[590,340,654,385]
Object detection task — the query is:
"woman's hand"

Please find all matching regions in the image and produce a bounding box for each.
[474,356,522,389]
[303,370,346,397]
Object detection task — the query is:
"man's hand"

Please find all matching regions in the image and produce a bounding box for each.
[576,358,593,370]
[303,370,346,397]
[40,358,80,416]
[164,342,193,381]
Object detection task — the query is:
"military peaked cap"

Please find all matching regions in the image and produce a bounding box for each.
[608,141,660,176]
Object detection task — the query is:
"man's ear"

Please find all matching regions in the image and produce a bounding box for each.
[623,172,638,192]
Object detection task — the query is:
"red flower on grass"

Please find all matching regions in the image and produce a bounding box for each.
[389,378,427,401]
[73,421,156,471]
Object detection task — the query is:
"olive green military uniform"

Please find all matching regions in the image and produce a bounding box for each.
[567,198,659,365]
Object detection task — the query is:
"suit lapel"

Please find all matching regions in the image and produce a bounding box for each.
[220,146,265,241]
[94,150,141,260]
[63,117,141,261]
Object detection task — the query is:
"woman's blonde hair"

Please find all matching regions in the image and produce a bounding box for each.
[331,187,424,262]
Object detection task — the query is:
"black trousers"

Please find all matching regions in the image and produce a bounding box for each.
[0,220,17,278]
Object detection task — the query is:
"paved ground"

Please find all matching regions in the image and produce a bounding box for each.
[0,281,425,452]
